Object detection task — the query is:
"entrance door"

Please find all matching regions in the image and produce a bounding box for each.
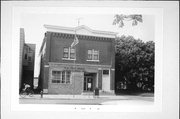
[102,70,110,92]
[84,76,93,91]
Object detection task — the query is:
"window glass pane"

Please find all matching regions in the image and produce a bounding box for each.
[88,54,92,60]
[93,50,99,60]
[66,71,71,83]
[25,54,27,59]
[52,80,57,83]
[88,50,92,60]
[63,53,68,58]
[62,71,65,83]
[52,71,61,83]
[29,47,31,52]
[88,50,92,54]
[64,48,69,52]
[94,55,98,60]
[70,53,75,59]
[28,56,31,61]
[94,50,98,54]
[63,47,69,58]
[52,71,56,76]
[103,70,109,75]
[70,48,75,53]
[70,48,75,59]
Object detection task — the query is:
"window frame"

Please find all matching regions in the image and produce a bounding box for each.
[63,47,69,59]
[25,54,27,60]
[51,70,62,84]
[51,70,72,84]
[87,50,93,60]
[70,48,76,59]
[87,49,99,62]
[28,56,32,62]
[103,70,109,75]
[62,47,76,60]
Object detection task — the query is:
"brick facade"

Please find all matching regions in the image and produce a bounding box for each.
[39,25,116,94]
[22,44,36,89]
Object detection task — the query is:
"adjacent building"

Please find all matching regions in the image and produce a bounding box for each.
[19,28,25,90]
[22,43,36,88]
[19,28,36,91]
[39,25,117,94]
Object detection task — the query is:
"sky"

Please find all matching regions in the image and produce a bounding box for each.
[20,13,155,77]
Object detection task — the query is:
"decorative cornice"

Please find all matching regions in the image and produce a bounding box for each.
[50,32,113,41]
[44,24,117,38]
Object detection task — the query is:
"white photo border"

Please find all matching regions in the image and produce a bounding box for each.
[10,6,163,112]
[0,0,165,112]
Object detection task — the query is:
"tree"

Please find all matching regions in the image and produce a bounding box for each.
[113,14,143,28]
[115,35,154,93]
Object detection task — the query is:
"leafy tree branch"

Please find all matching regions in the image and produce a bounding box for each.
[113,14,143,28]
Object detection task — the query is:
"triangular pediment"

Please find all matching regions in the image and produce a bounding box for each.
[75,26,94,36]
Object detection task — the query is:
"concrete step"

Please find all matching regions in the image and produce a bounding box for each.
[81,92,94,95]
[99,91,115,96]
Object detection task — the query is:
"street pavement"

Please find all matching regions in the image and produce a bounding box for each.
[19,93,154,105]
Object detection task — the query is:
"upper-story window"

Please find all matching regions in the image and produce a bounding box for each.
[63,48,69,58]
[63,47,76,60]
[70,48,75,59]
[28,47,32,53]
[87,49,99,61]
[28,56,32,61]
[25,54,27,60]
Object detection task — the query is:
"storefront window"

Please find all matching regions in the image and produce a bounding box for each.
[52,71,61,83]
[62,71,65,83]
[52,70,71,84]
[66,71,71,83]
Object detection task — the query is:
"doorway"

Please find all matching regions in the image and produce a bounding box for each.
[84,73,96,92]
[84,76,93,91]
[102,69,110,92]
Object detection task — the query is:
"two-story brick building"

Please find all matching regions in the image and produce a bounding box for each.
[39,25,117,94]
[22,43,36,89]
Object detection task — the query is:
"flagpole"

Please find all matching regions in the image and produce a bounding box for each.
[73,45,76,98]
[73,30,76,98]
[73,18,81,98]
[73,25,77,98]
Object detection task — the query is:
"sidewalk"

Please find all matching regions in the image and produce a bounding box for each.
[19,93,154,105]
[19,93,154,100]
[20,94,130,100]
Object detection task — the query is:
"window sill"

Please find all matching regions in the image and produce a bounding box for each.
[62,58,76,61]
[86,60,99,62]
